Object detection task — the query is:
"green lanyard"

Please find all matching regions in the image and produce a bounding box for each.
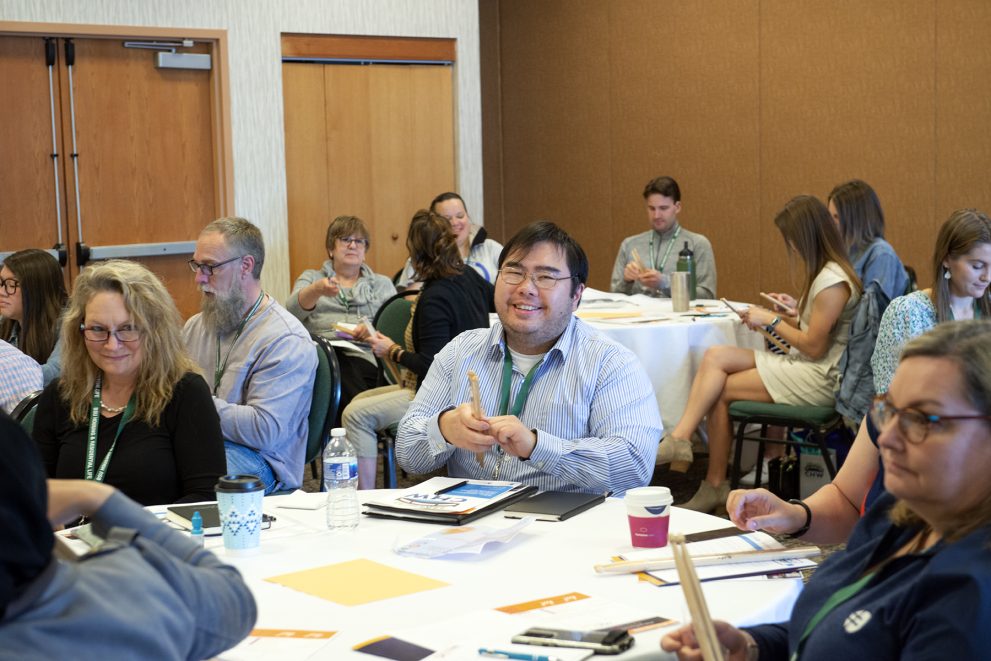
[214,292,264,394]
[791,570,876,661]
[84,374,136,483]
[497,347,543,417]
[648,226,681,273]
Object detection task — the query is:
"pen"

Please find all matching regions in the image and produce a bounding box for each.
[434,480,468,495]
[478,649,562,661]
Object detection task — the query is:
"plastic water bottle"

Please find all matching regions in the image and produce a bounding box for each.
[323,427,359,530]
[676,241,697,301]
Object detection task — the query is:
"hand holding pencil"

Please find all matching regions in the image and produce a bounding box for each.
[468,371,487,467]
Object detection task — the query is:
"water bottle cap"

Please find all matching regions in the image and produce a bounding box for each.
[330,427,346,437]
[679,241,693,256]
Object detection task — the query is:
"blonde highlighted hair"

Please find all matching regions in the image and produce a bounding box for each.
[774,195,862,310]
[59,260,199,426]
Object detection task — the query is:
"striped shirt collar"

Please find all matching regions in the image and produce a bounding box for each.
[484,314,582,364]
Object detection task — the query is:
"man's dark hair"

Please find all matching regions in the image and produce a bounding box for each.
[498,221,588,295]
[642,176,681,202]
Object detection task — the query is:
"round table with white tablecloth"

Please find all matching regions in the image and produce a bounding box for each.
[207,490,803,660]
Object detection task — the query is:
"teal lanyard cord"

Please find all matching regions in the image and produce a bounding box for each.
[648,226,681,273]
[497,347,543,417]
[213,292,265,394]
[84,374,136,483]
[790,570,876,661]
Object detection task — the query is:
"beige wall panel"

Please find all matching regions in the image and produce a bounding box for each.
[936,0,991,287]
[283,63,330,285]
[608,0,760,302]
[496,0,613,286]
[0,35,64,250]
[478,0,505,243]
[760,1,935,294]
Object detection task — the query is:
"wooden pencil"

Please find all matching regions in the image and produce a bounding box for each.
[593,545,820,574]
[631,247,646,270]
[670,533,725,661]
[468,370,486,467]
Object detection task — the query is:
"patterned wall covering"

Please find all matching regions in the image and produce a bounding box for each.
[0,0,483,299]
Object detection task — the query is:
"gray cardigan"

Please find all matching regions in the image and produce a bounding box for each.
[285,260,396,334]
[0,491,256,660]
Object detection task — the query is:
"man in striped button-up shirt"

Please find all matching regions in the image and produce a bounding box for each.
[397,222,662,496]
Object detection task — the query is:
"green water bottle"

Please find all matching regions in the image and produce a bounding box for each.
[676,241,697,300]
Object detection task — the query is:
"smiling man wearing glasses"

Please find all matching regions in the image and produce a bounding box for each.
[397,221,662,495]
[182,217,317,494]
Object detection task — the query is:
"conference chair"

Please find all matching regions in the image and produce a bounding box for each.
[728,280,888,490]
[11,390,43,435]
[306,334,342,488]
[369,291,417,488]
[727,402,844,490]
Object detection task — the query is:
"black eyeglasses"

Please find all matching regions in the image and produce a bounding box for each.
[0,277,19,295]
[187,255,243,277]
[499,267,577,290]
[870,394,991,444]
[337,236,369,248]
[80,324,142,343]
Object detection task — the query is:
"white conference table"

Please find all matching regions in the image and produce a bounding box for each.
[208,490,803,660]
[577,290,764,434]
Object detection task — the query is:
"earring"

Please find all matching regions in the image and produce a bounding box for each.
[944,269,951,280]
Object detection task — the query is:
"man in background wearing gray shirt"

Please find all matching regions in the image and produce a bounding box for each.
[611,176,717,299]
[183,217,316,493]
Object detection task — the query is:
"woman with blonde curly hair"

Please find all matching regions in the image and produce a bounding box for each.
[33,260,226,505]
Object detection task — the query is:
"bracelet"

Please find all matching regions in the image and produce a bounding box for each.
[787,498,812,538]
[388,344,403,362]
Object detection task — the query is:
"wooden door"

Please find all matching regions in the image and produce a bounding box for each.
[0,27,232,319]
[283,40,456,285]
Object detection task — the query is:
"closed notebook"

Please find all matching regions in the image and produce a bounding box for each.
[503,491,606,522]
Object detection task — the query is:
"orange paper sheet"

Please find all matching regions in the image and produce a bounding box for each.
[265,558,448,606]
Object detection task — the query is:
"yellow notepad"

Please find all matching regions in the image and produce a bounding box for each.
[265,558,448,606]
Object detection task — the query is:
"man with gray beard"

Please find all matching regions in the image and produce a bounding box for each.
[182,217,317,493]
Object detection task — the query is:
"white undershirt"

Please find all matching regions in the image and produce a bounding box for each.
[508,347,546,374]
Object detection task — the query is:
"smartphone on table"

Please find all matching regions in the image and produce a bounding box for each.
[511,627,635,654]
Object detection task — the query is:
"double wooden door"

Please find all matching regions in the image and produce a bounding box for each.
[282,35,457,282]
[0,28,231,318]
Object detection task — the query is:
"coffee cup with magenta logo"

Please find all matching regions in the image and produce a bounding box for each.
[625,486,673,548]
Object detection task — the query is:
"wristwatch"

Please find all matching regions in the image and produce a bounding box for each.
[767,315,782,331]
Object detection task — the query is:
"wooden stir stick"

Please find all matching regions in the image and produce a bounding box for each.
[670,533,725,661]
[630,247,646,271]
[468,370,486,467]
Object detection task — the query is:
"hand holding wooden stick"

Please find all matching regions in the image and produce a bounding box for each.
[630,248,646,271]
[670,533,725,661]
[468,370,486,467]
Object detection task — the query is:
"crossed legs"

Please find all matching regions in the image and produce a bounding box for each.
[670,346,773,508]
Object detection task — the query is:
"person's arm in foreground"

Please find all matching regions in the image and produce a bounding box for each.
[727,417,878,544]
[49,480,257,659]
